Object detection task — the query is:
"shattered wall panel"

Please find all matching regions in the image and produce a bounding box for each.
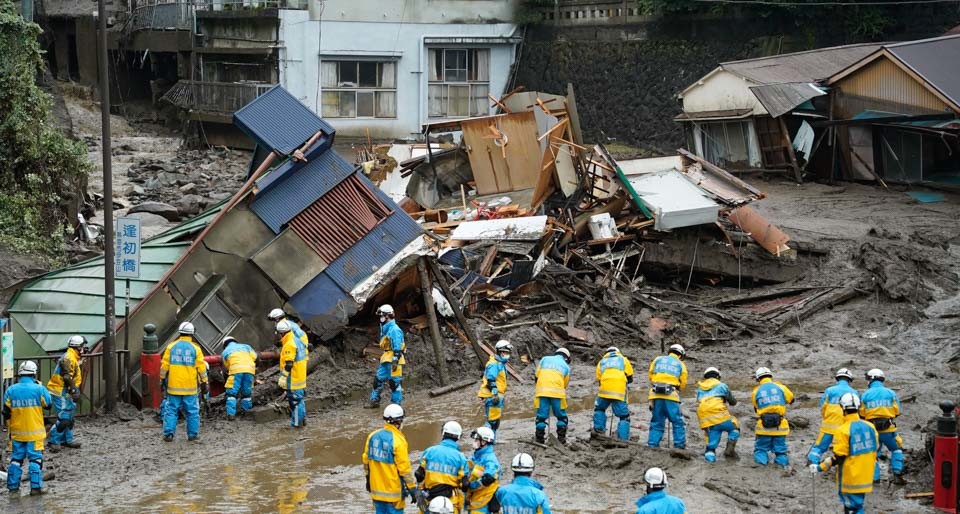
[461,111,543,195]
[288,273,355,339]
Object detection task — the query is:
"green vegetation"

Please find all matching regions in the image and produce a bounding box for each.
[0,0,90,261]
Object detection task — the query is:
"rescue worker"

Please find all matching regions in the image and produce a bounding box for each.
[593,347,634,441]
[696,367,739,462]
[427,497,455,514]
[277,320,308,427]
[808,368,859,465]
[3,361,52,495]
[647,344,688,449]
[362,404,418,514]
[466,426,500,514]
[751,367,795,468]
[220,335,258,420]
[811,392,879,514]
[478,340,512,434]
[267,308,309,347]
[534,347,571,444]
[370,304,406,406]
[46,334,86,451]
[160,322,208,442]
[491,453,551,514]
[416,421,469,512]
[635,467,687,514]
[860,368,905,484]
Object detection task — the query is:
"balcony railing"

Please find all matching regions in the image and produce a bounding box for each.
[161,80,275,114]
[129,1,194,31]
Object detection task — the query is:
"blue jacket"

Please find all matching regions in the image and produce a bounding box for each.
[381,319,404,353]
[819,379,859,434]
[860,381,901,431]
[636,489,687,514]
[420,438,469,489]
[495,475,551,514]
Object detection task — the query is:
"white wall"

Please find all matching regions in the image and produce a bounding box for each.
[680,69,768,116]
[279,9,519,139]
[308,0,519,23]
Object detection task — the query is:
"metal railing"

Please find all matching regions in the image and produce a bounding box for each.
[8,350,131,416]
[531,0,654,25]
[193,0,309,11]
[161,80,275,114]
[129,1,194,31]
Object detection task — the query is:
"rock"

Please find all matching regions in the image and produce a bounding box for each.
[172,194,205,216]
[128,201,180,221]
[125,212,170,228]
[144,177,162,190]
[157,172,188,186]
[208,191,232,202]
[122,184,145,196]
[179,182,198,194]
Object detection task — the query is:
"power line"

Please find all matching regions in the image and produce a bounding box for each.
[693,0,960,5]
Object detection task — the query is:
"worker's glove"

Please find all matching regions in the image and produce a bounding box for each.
[480,473,496,486]
[809,464,820,474]
[365,475,371,492]
[277,375,288,390]
[69,388,81,402]
[492,394,501,406]
[408,489,418,503]
[200,382,209,395]
[160,379,167,393]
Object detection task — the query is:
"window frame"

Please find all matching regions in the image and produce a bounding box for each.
[321,60,397,119]
[428,47,491,119]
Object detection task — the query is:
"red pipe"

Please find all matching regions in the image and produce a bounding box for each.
[203,351,279,367]
[934,401,958,513]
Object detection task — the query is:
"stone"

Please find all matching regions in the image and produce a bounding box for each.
[179,182,198,194]
[172,194,205,216]
[208,191,232,202]
[122,184,145,196]
[157,172,188,186]
[128,201,180,221]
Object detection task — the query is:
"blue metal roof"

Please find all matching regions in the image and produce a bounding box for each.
[250,148,357,233]
[233,86,336,155]
[323,212,422,292]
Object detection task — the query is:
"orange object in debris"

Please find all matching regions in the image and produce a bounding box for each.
[726,205,792,257]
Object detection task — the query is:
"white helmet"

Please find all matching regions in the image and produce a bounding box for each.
[755,367,773,381]
[222,336,237,346]
[556,348,571,360]
[866,368,885,382]
[67,335,87,349]
[703,367,721,379]
[644,467,668,490]
[606,346,620,355]
[471,426,496,444]
[18,360,38,376]
[839,392,861,412]
[511,453,535,473]
[383,403,405,423]
[836,368,854,381]
[275,320,292,333]
[427,496,455,514]
[442,421,463,440]
[669,344,685,358]
[377,304,395,316]
[267,308,285,321]
[495,340,513,353]
[178,321,195,335]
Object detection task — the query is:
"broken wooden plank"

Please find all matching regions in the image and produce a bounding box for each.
[904,492,934,499]
[445,321,524,383]
[418,257,449,386]
[770,278,868,332]
[429,378,476,397]
[428,258,488,368]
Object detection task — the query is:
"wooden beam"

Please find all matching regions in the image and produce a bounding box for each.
[417,257,449,386]
[778,116,803,183]
[426,258,487,369]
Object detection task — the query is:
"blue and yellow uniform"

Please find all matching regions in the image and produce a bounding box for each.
[860,380,903,480]
[467,444,501,513]
[751,377,795,467]
[363,423,417,514]
[816,412,879,514]
[478,354,508,433]
[160,335,208,439]
[635,489,687,514]
[696,378,738,462]
[46,346,83,446]
[221,339,257,417]
[534,354,570,442]
[3,375,52,492]
[371,319,406,404]
[593,349,634,440]
[808,379,858,464]
[494,475,552,514]
[418,438,469,511]
[647,352,688,448]
[279,331,309,427]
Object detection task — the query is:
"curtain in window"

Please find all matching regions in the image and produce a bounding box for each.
[448,85,469,117]
[428,84,444,117]
[380,62,396,88]
[475,49,489,82]
[376,91,396,118]
[428,49,440,82]
[321,91,339,117]
[471,84,489,116]
[320,62,338,88]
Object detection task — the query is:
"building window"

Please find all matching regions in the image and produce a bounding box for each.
[190,294,240,354]
[428,48,490,118]
[321,60,397,118]
[699,120,754,167]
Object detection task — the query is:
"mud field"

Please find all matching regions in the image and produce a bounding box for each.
[4,177,960,513]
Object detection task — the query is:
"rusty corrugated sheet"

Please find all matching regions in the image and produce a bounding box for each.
[323,213,423,293]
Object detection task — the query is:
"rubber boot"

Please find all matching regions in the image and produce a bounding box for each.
[64,442,81,449]
[557,425,567,445]
[535,427,546,444]
[29,488,42,496]
[892,473,907,485]
[724,438,738,459]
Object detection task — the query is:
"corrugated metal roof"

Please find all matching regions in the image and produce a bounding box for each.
[722,43,882,85]
[233,86,336,155]
[886,35,960,110]
[7,204,226,353]
[324,212,422,292]
[674,108,753,121]
[250,148,357,233]
[750,82,826,118]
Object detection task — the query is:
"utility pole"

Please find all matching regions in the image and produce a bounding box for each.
[98,0,116,412]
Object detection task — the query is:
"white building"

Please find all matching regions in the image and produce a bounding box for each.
[279,0,521,139]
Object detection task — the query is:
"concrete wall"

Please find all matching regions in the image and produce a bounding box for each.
[680,68,767,116]
[279,9,519,139]
[308,0,518,23]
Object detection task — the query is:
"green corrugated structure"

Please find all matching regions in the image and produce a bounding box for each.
[8,203,225,355]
